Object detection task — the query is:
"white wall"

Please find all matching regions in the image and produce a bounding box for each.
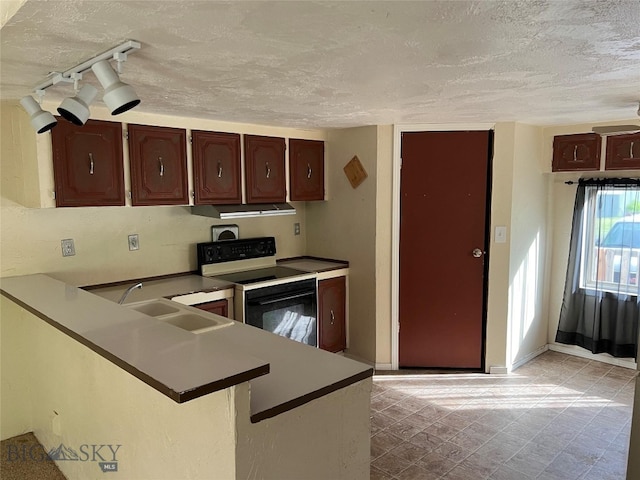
[306,126,379,363]
[235,379,372,480]
[374,126,394,366]
[1,101,326,286]
[506,123,548,368]
[484,123,516,371]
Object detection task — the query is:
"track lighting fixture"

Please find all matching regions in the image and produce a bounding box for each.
[20,92,57,133]
[91,60,140,115]
[57,84,98,126]
[20,40,141,133]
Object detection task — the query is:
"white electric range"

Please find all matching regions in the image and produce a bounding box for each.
[197,237,318,347]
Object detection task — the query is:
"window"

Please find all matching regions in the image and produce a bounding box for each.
[556,179,639,359]
[580,186,640,296]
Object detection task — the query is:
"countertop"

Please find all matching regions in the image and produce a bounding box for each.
[277,256,349,273]
[1,274,372,422]
[86,273,234,304]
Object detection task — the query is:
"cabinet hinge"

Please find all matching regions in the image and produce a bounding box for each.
[52,190,56,199]
[124,131,129,140]
[189,136,192,144]
[127,191,132,199]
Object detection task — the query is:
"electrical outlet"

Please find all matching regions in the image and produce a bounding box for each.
[294,223,301,236]
[128,234,139,251]
[61,239,75,257]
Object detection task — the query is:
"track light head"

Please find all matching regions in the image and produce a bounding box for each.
[57,84,98,126]
[20,95,57,133]
[91,60,140,115]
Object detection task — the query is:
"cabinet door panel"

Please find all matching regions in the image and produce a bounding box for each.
[290,139,324,201]
[318,276,346,353]
[605,133,640,170]
[51,119,125,207]
[193,131,241,204]
[128,124,188,206]
[194,299,229,318]
[244,135,286,203]
[552,133,601,171]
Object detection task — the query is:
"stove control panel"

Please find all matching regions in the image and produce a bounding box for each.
[197,237,276,266]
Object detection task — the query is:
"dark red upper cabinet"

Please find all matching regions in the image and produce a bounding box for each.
[128,124,188,206]
[605,133,640,170]
[552,133,601,172]
[192,131,241,205]
[51,118,125,207]
[244,134,286,204]
[289,139,325,201]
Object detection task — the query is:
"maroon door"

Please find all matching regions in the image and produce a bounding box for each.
[399,131,492,369]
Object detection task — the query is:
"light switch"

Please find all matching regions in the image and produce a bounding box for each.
[495,226,507,244]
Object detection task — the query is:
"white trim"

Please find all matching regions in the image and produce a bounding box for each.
[489,366,508,375]
[391,123,496,371]
[511,344,549,372]
[548,343,637,370]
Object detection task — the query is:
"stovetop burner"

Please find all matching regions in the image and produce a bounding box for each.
[212,266,308,285]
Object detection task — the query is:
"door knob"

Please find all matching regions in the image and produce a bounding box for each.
[472,248,483,258]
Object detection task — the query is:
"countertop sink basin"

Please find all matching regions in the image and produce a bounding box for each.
[125,299,234,334]
[161,313,233,334]
[128,301,180,317]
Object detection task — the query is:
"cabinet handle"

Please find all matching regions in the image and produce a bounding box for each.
[573,145,578,162]
[88,153,94,175]
[159,157,164,177]
[217,161,223,178]
[307,163,312,179]
[330,310,335,325]
[631,142,635,159]
[266,162,271,179]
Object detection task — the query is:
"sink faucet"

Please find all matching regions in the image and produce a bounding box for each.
[118,282,143,304]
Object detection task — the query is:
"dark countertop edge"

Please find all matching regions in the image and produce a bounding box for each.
[249,368,373,423]
[0,289,270,403]
[82,271,200,290]
[277,256,349,268]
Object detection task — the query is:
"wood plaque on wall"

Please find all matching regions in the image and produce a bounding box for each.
[343,155,368,188]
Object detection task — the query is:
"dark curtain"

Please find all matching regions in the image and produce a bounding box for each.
[556,178,640,358]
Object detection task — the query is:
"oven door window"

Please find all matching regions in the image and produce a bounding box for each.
[245,279,317,347]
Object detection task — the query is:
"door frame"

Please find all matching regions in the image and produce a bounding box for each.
[391,123,496,370]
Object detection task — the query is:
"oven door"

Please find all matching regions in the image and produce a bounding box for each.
[244,279,317,347]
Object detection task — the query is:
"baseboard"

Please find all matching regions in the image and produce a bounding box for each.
[511,344,549,372]
[374,363,393,371]
[488,366,508,375]
[548,343,637,370]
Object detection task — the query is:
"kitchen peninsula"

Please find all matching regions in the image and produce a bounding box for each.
[0,274,373,480]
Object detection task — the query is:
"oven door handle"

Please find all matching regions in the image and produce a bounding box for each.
[251,291,315,306]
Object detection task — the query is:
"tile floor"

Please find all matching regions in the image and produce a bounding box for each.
[370,351,636,480]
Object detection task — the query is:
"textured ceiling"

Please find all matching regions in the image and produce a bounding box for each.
[1,0,639,128]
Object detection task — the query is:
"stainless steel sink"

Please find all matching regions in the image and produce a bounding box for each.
[125,299,234,334]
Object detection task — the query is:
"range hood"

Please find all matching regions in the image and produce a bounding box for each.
[191,203,296,219]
